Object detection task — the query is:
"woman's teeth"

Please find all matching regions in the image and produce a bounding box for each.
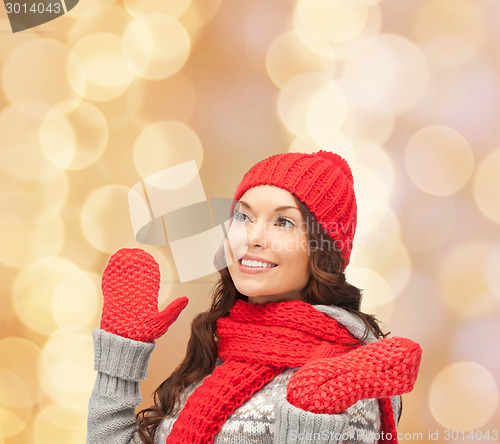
[240,259,276,268]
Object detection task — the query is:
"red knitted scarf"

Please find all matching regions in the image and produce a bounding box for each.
[166,299,398,444]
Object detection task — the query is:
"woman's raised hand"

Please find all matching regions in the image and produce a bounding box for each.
[99,248,189,342]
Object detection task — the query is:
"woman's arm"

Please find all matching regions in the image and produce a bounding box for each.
[87,329,155,444]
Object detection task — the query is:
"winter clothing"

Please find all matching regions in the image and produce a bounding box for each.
[87,303,405,444]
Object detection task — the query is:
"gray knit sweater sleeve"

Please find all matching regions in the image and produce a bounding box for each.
[86,329,155,444]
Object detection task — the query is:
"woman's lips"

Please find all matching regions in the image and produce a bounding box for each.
[237,259,278,274]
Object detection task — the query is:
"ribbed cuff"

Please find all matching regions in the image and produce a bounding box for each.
[274,398,347,443]
[93,329,155,381]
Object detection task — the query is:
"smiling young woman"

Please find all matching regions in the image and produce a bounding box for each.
[87,150,422,444]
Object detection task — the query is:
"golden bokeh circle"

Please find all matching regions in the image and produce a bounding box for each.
[296,0,369,42]
[33,409,86,443]
[429,361,498,430]
[133,120,203,180]
[437,241,498,319]
[52,271,101,329]
[40,100,109,170]
[39,329,95,398]
[347,267,394,322]
[2,39,81,106]
[81,184,136,253]
[39,400,87,432]
[67,32,135,101]
[266,29,336,89]
[0,405,30,438]
[405,125,474,196]
[0,369,33,408]
[122,13,191,80]
[0,337,42,407]
[278,73,348,139]
[0,214,65,269]
[413,0,484,68]
[343,34,429,113]
[473,149,500,224]
[0,103,63,182]
[12,257,80,335]
[0,169,68,224]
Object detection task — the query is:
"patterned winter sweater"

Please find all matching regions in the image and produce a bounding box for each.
[87,305,400,444]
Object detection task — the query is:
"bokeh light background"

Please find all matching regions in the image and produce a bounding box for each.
[1,0,500,442]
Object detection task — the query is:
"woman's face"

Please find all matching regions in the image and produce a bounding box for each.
[224,185,311,304]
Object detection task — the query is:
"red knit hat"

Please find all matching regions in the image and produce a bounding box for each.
[232,150,357,270]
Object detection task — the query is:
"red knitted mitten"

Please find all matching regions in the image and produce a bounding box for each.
[100,248,189,342]
[286,337,422,414]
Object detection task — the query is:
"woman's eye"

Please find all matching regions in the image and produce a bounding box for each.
[276,216,295,228]
[232,211,249,222]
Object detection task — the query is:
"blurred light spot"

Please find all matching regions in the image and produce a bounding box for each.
[0,406,28,438]
[353,233,411,298]
[266,29,336,89]
[52,271,101,328]
[289,134,356,165]
[413,0,484,68]
[33,409,86,443]
[2,39,81,106]
[66,0,115,18]
[0,369,32,408]
[0,214,64,268]
[437,241,498,318]
[81,185,136,253]
[353,164,390,206]
[133,121,203,179]
[122,14,190,80]
[357,142,395,199]
[340,96,394,147]
[124,0,191,18]
[429,362,498,430]
[0,169,68,224]
[296,0,368,42]
[39,401,87,432]
[67,32,135,101]
[325,4,382,60]
[406,126,474,196]
[343,34,429,113]
[278,73,347,139]
[12,257,80,335]
[0,103,63,181]
[399,192,456,251]
[39,329,95,399]
[0,337,41,406]
[127,74,196,126]
[40,100,108,170]
[346,267,394,322]
[473,149,500,224]
[180,0,221,32]
[68,6,131,45]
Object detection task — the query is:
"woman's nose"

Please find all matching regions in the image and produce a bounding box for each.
[246,221,267,247]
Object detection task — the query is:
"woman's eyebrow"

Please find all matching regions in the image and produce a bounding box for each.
[238,200,301,212]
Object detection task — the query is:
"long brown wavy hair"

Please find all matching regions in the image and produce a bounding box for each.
[135,195,389,443]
